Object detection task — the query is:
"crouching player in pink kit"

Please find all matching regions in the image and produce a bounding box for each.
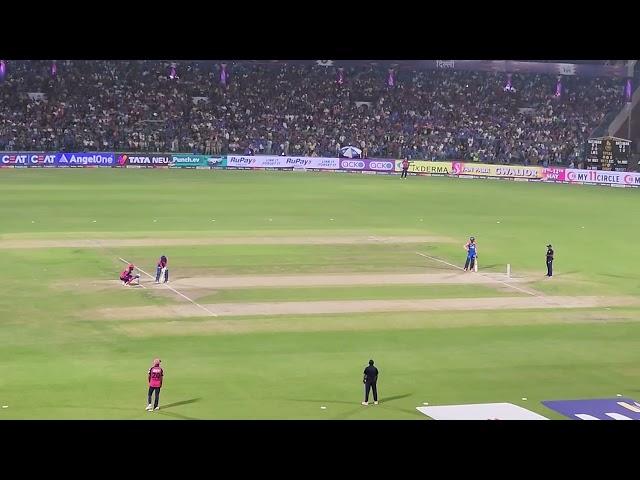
[120,264,140,286]
[146,359,164,411]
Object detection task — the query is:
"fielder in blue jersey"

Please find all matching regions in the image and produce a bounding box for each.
[463,237,477,272]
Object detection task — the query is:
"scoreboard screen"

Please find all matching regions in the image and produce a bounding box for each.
[586,136,631,171]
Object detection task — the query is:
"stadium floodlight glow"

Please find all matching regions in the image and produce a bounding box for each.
[555,76,562,97]
[51,60,57,77]
[0,60,5,80]
[387,68,395,87]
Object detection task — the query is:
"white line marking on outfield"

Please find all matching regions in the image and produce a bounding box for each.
[87,238,145,291]
[118,258,217,317]
[415,251,463,271]
[414,251,540,297]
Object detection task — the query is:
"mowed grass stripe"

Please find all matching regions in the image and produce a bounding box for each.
[95,295,640,321]
[0,228,451,241]
[105,243,464,276]
[113,307,640,338]
[193,284,520,304]
[4,321,640,419]
[0,235,452,249]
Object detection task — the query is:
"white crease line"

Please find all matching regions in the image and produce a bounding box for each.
[415,251,540,297]
[415,251,464,271]
[118,257,217,317]
[88,239,144,289]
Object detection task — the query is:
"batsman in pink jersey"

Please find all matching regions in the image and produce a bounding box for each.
[155,255,168,284]
[146,358,164,411]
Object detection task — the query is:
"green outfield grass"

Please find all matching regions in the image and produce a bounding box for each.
[0,168,639,419]
[108,243,447,275]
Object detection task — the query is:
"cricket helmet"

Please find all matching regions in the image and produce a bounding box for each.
[470,236,475,241]
[128,263,135,270]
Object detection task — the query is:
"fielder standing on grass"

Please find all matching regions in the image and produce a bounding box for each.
[146,358,164,411]
[463,236,478,272]
[155,255,168,284]
[400,158,409,179]
[546,244,554,277]
[362,359,379,406]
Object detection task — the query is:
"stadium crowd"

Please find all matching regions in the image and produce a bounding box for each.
[0,60,627,166]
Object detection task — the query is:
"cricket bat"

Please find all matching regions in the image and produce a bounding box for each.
[474,257,478,272]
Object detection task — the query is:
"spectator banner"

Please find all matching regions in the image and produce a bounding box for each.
[452,162,543,179]
[303,60,628,78]
[4,149,637,188]
[226,155,340,170]
[0,152,57,167]
[562,168,640,187]
[170,154,225,168]
[55,152,116,167]
[116,153,172,168]
[541,167,566,182]
[395,160,452,175]
[340,159,395,172]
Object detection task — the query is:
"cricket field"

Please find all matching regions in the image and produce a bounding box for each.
[0,168,639,419]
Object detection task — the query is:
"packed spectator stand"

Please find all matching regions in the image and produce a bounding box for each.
[0,60,629,167]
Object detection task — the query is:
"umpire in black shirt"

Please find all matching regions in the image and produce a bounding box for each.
[362,359,379,406]
[546,244,554,277]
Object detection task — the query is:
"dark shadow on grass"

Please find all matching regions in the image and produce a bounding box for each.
[378,404,425,417]
[156,411,201,420]
[600,273,635,280]
[380,407,424,417]
[161,398,202,409]
[286,398,355,405]
[56,404,139,412]
[555,270,580,276]
[380,393,413,403]
[330,399,420,419]
[479,264,501,270]
[331,407,364,420]
[285,392,413,406]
